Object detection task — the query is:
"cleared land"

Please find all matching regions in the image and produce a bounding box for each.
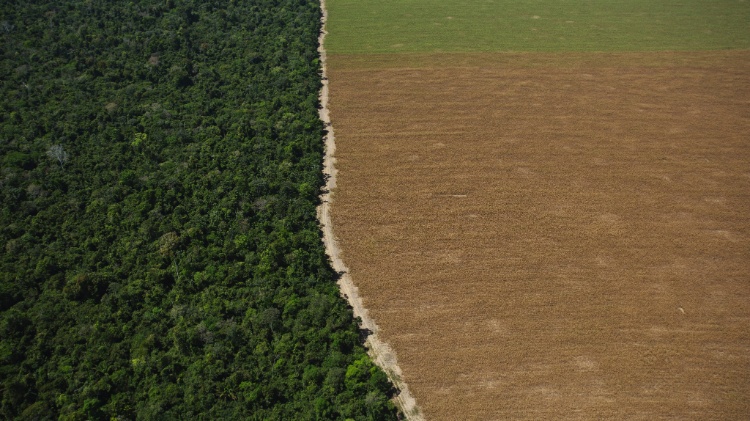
[327,51,750,419]
[325,0,750,419]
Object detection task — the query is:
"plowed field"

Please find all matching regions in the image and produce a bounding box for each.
[327,51,750,420]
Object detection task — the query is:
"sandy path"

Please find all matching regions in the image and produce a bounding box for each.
[316,2,423,419]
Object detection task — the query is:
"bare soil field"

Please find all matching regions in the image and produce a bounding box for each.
[327,51,750,420]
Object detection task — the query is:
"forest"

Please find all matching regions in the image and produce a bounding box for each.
[0,0,398,419]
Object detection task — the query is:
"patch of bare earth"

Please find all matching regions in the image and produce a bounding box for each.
[327,51,750,420]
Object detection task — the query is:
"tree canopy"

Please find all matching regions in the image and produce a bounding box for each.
[0,0,398,419]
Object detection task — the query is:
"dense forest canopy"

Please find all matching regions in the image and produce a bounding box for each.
[0,0,398,419]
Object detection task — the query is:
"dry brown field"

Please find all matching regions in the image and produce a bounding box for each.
[327,51,750,420]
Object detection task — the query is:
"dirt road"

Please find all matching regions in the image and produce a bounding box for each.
[317,2,423,419]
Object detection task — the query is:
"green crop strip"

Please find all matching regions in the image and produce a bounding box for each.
[326,0,750,53]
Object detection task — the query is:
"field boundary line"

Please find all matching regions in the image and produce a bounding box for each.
[317,1,423,420]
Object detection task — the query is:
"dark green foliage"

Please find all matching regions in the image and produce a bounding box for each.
[0,0,398,419]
